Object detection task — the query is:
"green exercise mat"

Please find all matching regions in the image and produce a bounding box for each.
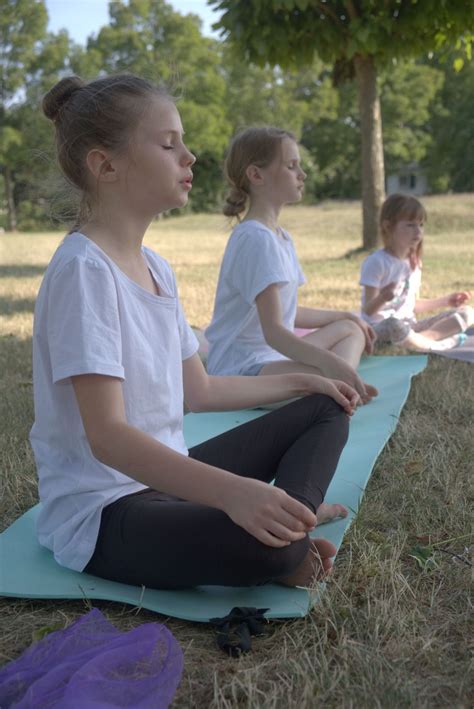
[0,355,427,622]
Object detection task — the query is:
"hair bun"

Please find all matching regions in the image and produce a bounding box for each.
[42,76,86,122]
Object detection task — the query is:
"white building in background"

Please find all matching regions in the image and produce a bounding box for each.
[386,162,429,196]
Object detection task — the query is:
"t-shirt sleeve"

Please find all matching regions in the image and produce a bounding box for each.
[165,266,199,361]
[359,253,384,288]
[228,227,291,305]
[175,299,199,360]
[47,256,125,384]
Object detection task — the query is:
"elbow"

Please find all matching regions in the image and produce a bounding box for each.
[184,387,211,413]
[262,324,283,350]
[185,398,206,413]
[89,438,113,466]
[86,425,120,467]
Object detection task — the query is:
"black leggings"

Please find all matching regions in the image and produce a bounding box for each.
[85,394,349,589]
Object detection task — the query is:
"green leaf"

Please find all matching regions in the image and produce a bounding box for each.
[408,544,439,571]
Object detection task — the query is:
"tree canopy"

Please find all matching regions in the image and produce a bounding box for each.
[211,0,474,247]
[1,0,473,232]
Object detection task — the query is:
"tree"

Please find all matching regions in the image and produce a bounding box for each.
[84,0,231,211]
[0,0,48,230]
[211,0,474,248]
[426,54,474,193]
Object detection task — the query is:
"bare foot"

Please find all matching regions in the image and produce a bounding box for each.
[316,502,348,525]
[277,538,337,588]
[361,383,378,404]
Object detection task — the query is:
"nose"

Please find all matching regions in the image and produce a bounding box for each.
[299,168,306,181]
[182,145,196,167]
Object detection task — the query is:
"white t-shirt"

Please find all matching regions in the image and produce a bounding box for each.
[30,232,199,572]
[359,248,421,325]
[205,220,306,375]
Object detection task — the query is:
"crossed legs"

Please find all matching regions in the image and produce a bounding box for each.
[85,394,349,589]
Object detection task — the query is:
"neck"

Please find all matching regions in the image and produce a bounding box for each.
[243,197,281,233]
[80,207,153,260]
[385,243,408,260]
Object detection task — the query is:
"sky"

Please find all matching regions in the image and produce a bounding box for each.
[44,0,222,44]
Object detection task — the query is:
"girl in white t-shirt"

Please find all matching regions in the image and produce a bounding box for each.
[32,74,359,591]
[206,127,378,405]
[359,194,472,352]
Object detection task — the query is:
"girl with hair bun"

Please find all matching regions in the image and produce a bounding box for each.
[206,127,378,404]
[31,74,359,591]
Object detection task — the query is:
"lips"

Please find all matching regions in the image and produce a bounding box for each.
[180,175,193,191]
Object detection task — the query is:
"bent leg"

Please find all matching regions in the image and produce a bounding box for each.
[85,396,349,589]
[190,394,350,526]
[301,320,365,368]
[189,394,349,514]
[415,306,474,340]
[84,488,312,589]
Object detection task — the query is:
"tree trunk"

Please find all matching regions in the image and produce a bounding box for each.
[4,166,17,232]
[354,54,385,250]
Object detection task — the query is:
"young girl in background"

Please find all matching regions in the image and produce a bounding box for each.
[31,74,358,592]
[205,127,378,405]
[359,194,472,352]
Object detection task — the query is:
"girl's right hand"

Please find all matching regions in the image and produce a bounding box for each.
[379,281,398,302]
[223,477,316,548]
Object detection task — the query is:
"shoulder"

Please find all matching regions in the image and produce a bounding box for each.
[363,248,385,264]
[225,222,280,266]
[229,220,276,247]
[46,233,113,282]
[361,249,385,272]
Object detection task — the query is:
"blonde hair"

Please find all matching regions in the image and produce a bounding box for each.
[380,193,427,267]
[223,126,296,219]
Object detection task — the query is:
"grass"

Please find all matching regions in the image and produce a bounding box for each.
[1,194,473,707]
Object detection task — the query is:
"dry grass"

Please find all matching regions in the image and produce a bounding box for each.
[1,195,473,707]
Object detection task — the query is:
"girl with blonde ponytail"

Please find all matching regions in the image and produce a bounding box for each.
[206,127,378,405]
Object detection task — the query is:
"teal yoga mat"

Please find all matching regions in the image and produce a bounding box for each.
[0,355,426,622]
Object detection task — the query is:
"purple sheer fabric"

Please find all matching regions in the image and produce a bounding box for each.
[0,608,183,708]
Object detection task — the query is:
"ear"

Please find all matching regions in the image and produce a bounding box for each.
[381,219,391,234]
[86,149,118,183]
[245,164,264,186]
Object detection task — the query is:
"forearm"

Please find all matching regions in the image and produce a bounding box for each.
[90,422,235,510]
[415,296,448,314]
[295,306,351,329]
[195,372,318,412]
[363,292,390,316]
[264,323,351,375]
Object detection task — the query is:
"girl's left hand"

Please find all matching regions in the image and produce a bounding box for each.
[308,377,359,416]
[447,291,471,307]
[347,314,377,355]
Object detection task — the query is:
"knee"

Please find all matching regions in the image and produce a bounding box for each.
[299,393,350,448]
[339,318,365,342]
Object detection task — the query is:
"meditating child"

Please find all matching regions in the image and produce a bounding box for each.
[31,74,359,592]
[359,193,472,352]
[205,127,378,405]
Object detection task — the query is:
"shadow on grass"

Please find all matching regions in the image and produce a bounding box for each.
[0,296,36,315]
[0,265,47,279]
